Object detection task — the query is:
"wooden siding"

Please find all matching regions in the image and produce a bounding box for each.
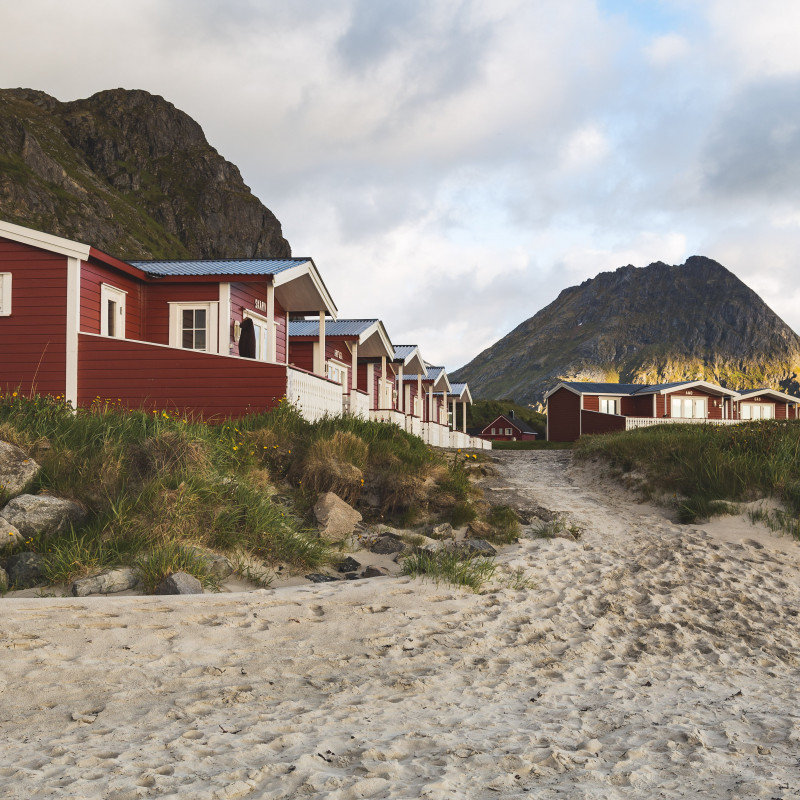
[547,387,581,442]
[0,239,67,396]
[77,333,287,419]
[80,259,143,338]
[143,282,218,345]
[582,395,599,412]
[288,340,315,374]
[581,409,626,436]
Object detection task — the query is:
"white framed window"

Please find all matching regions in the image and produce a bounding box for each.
[169,302,219,353]
[741,403,773,420]
[327,360,348,388]
[600,397,620,415]
[505,427,513,435]
[671,396,706,419]
[490,427,496,435]
[0,272,11,316]
[100,284,127,338]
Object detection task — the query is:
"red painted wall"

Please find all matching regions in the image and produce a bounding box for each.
[583,395,599,412]
[581,409,626,436]
[80,259,143,338]
[0,239,67,396]
[547,388,581,442]
[77,333,287,418]
[288,340,314,373]
[143,282,218,346]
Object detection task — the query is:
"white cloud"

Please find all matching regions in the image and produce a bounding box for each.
[645,33,690,66]
[560,125,610,171]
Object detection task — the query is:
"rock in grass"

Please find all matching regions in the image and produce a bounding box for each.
[313,492,362,541]
[430,522,454,539]
[466,520,494,539]
[71,568,140,597]
[0,442,40,500]
[337,556,361,573]
[6,551,46,588]
[305,573,340,583]
[1,494,87,539]
[370,535,406,555]
[458,539,497,557]
[186,546,234,580]
[156,572,203,595]
[0,517,23,550]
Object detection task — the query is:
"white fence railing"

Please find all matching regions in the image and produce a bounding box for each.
[345,390,370,419]
[286,367,344,423]
[406,416,423,437]
[625,416,743,431]
[370,409,405,427]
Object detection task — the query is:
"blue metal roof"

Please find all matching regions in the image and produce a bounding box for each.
[289,319,378,337]
[129,258,309,277]
[425,366,446,380]
[560,381,650,395]
[393,345,418,360]
[449,382,468,394]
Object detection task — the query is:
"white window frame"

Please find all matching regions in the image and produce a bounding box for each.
[505,427,513,435]
[0,273,11,316]
[169,302,219,354]
[599,397,620,415]
[671,396,707,419]
[741,402,773,420]
[243,308,272,362]
[326,358,349,389]
[100,283,127,339]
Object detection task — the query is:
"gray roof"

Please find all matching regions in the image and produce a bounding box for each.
[559,381,646,395]
[289,319,377,337]
[129,258,309,277]
[425,366,447,381]
[449,382,469,395]
[484,414,538,435]
[393,345,419,360]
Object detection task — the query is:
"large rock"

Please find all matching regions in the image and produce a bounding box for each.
[370,534,406,555]
[459,539,498,558]
[313,492,362,541]
[0,442,40,500]
[1,494,87,539]
[71,568,140,597]
[156,572,203,595]
[0,565,7,591]
[186,546,234,580]
[6,551,46,588]
[0,516,24,550]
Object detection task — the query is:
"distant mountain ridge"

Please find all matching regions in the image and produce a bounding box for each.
[0,88,290,260]
[452,257,800,405]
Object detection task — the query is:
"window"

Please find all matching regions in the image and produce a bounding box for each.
[0,272,11,316]
[490,427,496,435]
[327,360,348,388]
[169,302,218,353]
[671,396,706,419]
[505,427,513,435]
[741,403,773,420]
[599,397,619,415]
[100,284,126,338]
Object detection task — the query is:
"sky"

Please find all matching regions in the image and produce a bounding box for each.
[2,0,800,370]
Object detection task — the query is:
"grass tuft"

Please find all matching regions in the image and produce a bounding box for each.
[401,549,496,592]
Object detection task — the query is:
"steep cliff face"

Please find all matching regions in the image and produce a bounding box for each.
[0,88,290,260]
[452,257,800,405]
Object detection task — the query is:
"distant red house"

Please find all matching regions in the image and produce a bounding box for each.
[479,412,538,441]
[0,219,340,419]
[544,380,797,442]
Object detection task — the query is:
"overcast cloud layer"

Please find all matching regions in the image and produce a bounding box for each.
[2,0,800,369]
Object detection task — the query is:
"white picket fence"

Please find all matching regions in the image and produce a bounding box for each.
[344,390,370,419]
[286,367,343,423]
[625,416,742,431]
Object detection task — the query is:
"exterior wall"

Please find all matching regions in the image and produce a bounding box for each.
[581,409,626,436]
[665,389,721,419]
[622,394,655,417]
[325,338,354,390]
[77,333,287,418]
[0,239,68,396]
[547,388,581,442]
[143,282,218,346]
[288,339,315,373]
[582,395,599,412]
[80,259,143,338]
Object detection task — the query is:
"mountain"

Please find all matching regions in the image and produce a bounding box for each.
[0,88,290,260]
[452,257,800,406]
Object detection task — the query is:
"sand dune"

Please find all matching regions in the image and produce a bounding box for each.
[2,451,800,799]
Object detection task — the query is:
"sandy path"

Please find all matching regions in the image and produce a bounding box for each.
[2,451,800,799]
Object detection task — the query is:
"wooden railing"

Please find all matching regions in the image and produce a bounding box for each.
[370,409,405,427]
[344,389,370,419]
[625,416,742,431]
[286,367,343,422]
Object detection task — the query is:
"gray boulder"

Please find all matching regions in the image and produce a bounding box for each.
[430,522,454,539]
[0,442,40,500]
[458,539,497,557]
[186,546,234,580]
[313,492,362,541]
[71,567,140,597]
[370,534,406,555]
[156,572,203,595]
[1,494,87,539]
[6,551,46,588]
[0,565,7,591]
[0,516,24,550]
[361,565,389,578]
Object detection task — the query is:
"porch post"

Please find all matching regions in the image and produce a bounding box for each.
[462,401,467,432]
[417,375,422,417]
[397,364,404,411]
[367,363,375,408]
[66,257,81,408]
[351,341,358,391]
[427,386,433,422]
[266,283,276,362]
[451,398,456,429]
[317,312,326,377]
[380,355,387,408]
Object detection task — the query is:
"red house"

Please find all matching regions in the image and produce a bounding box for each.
[479,411,538,441]
[0,219,341,420]
[545,380,742,442]
[735,388,798,420]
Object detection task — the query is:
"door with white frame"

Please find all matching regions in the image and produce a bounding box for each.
[670,396,707,419]
[100,284,127,339]
[243,309,277,362]
[741,403,773,420]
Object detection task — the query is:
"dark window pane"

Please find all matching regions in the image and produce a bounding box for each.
[183,309,193,328]
[108,300,116,337]
[195,330,206,350]
[195,309,206,328]
[182,329,193,348]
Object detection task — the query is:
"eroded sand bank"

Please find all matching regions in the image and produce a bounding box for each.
[2,451,799,799]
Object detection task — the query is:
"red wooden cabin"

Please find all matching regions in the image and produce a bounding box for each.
[735,388,798,420]
[479,411,538,441]
[0,219,340,419]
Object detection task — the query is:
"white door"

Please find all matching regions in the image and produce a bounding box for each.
[100,284,126,339]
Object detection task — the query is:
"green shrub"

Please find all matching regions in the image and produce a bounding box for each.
[401,549,496,592]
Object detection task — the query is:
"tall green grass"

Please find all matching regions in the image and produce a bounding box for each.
[576,420,800,532]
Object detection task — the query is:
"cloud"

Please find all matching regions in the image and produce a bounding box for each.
[645,33,690,66]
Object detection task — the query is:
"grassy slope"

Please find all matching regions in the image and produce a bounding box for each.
[575,420,800,534]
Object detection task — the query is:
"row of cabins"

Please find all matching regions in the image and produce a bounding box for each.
[0,220,489,449]
[546,380,799,442]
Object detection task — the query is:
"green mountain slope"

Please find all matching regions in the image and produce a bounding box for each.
[0,88,289,259]
[452,257,800,405]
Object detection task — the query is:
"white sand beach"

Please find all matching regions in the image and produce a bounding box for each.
[3,451,800,799]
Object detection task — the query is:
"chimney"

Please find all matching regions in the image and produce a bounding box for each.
[508,410,515,419]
